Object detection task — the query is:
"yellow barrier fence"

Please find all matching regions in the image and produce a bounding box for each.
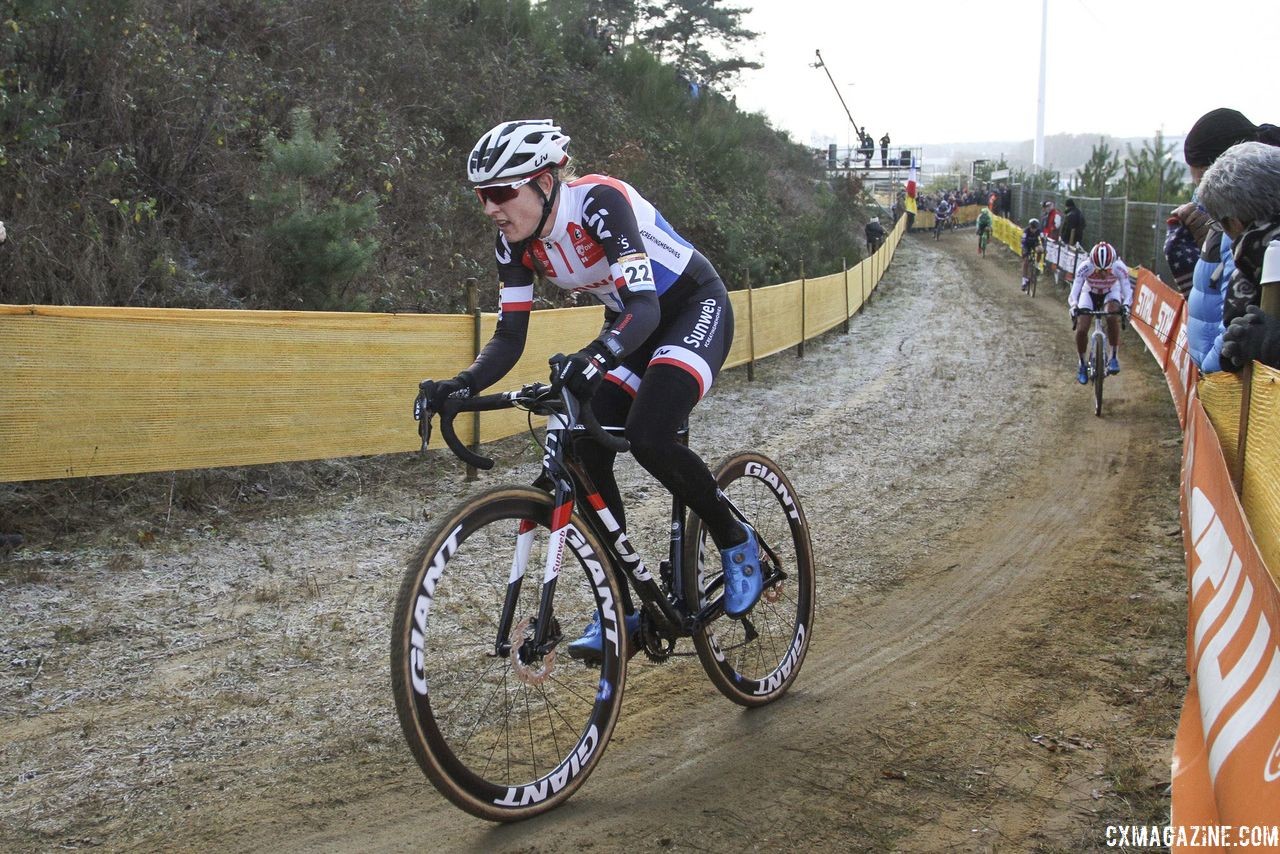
[1198,366,1280,581]
[1,217,905,482]
[913,203,983,232]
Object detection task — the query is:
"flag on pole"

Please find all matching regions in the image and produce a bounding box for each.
[904,158,918,215]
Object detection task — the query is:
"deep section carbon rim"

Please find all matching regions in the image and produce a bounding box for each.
[390,486,626,821]
[685,452,815,707]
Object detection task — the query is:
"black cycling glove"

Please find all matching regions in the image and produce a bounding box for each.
[549,341,616,399]
[419,372,474,411]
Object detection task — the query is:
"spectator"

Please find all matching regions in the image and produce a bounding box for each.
[1041,199,1062,242]
[1170,109,1280,371]
[1196,141,1280,371]
[865,217,887,253]
[860,131,874,167]
[1041,199,1064,283]
[1061,199,1086,246]
[879,132,891,166]
[999,184,1012,219]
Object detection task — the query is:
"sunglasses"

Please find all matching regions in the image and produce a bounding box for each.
[474,171,545,205]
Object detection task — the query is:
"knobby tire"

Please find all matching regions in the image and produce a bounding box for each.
[390,486,627,821]
[1092,335,1106,417]
[682,452,816,707]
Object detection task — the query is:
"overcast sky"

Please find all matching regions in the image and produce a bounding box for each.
[728,0,1277,151]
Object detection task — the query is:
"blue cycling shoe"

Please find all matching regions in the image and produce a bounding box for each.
[1107,355,1120,375]
[1076,363,1089,385]
[720,523,764,618]
[566,609,641,663]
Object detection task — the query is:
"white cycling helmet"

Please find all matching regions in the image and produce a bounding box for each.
[467,119,571,187]
[1091,241,1117,268]
[1028,217,1040,228]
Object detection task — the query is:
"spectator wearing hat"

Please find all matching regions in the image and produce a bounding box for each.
[1169,108,1280,371]
[1061,199,1086,247]
[1196,141,1280,372]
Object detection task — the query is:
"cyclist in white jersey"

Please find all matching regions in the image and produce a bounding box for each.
[418,120,765,659]
[1068,241,1132,384]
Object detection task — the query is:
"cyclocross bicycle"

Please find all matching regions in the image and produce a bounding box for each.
[933,212,949,240]
[1077,307,1127,416]
[1025,245,1045,298]
[391,380,815,821]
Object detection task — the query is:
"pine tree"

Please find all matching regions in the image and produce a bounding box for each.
[253,108,379,310]
[1119,131,1186,203]
[638,0,762,86]
[1071,138,1121,197]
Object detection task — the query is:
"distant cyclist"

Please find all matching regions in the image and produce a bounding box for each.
[975,206,993,254]
[421,119,767,661]
[1068,241,1132,383]
[934,198,952,233]
[1020,217,1044,292]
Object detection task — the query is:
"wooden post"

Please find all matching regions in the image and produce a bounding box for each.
[860,255,867,311]
[746,269,756,381]
[842,257,850,334]
[1234,363,1253,496]
[466,278,481,482]
[798,259,806,358]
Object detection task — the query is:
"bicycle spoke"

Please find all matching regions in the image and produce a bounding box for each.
[392,464,627,817]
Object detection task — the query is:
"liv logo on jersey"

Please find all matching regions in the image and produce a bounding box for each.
[650,345,714,399]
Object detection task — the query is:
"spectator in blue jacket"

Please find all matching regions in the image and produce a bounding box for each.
[1166,108,1280,372]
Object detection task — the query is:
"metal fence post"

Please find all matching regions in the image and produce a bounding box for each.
[1121,196,1130,259]
[466,277,481,482]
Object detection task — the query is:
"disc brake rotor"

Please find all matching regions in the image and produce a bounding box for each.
[508,617,556,686]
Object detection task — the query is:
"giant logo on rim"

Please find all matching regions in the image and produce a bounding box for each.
[410,523,464,695]
[744,461,802,523]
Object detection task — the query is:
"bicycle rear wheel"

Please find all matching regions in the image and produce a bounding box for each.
[390,486,627,821]
[1028,263,1038,297]
[1092,336,1106,416]
[683,452,815,707]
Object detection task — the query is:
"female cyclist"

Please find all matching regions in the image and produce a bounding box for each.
[1068,241,1132,383]
[419,119,764,658]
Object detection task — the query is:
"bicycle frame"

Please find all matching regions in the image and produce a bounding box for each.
[489,399,736,663]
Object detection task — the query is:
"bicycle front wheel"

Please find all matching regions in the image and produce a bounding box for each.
[390,486,627,821]
[683,452,815,707]
[1092,336,1106,416]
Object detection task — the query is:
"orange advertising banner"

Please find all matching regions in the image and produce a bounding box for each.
[1131,268,1196,427]
[1171,398,1280,846]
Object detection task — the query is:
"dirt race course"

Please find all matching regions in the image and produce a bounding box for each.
[1,231,1188,852]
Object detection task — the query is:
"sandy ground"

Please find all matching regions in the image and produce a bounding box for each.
[1,230,1187,852]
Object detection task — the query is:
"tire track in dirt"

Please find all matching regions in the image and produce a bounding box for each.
[0,232,1185,852]
[248,236,1183,853]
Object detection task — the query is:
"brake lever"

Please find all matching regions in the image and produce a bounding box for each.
[413,386,433,455]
